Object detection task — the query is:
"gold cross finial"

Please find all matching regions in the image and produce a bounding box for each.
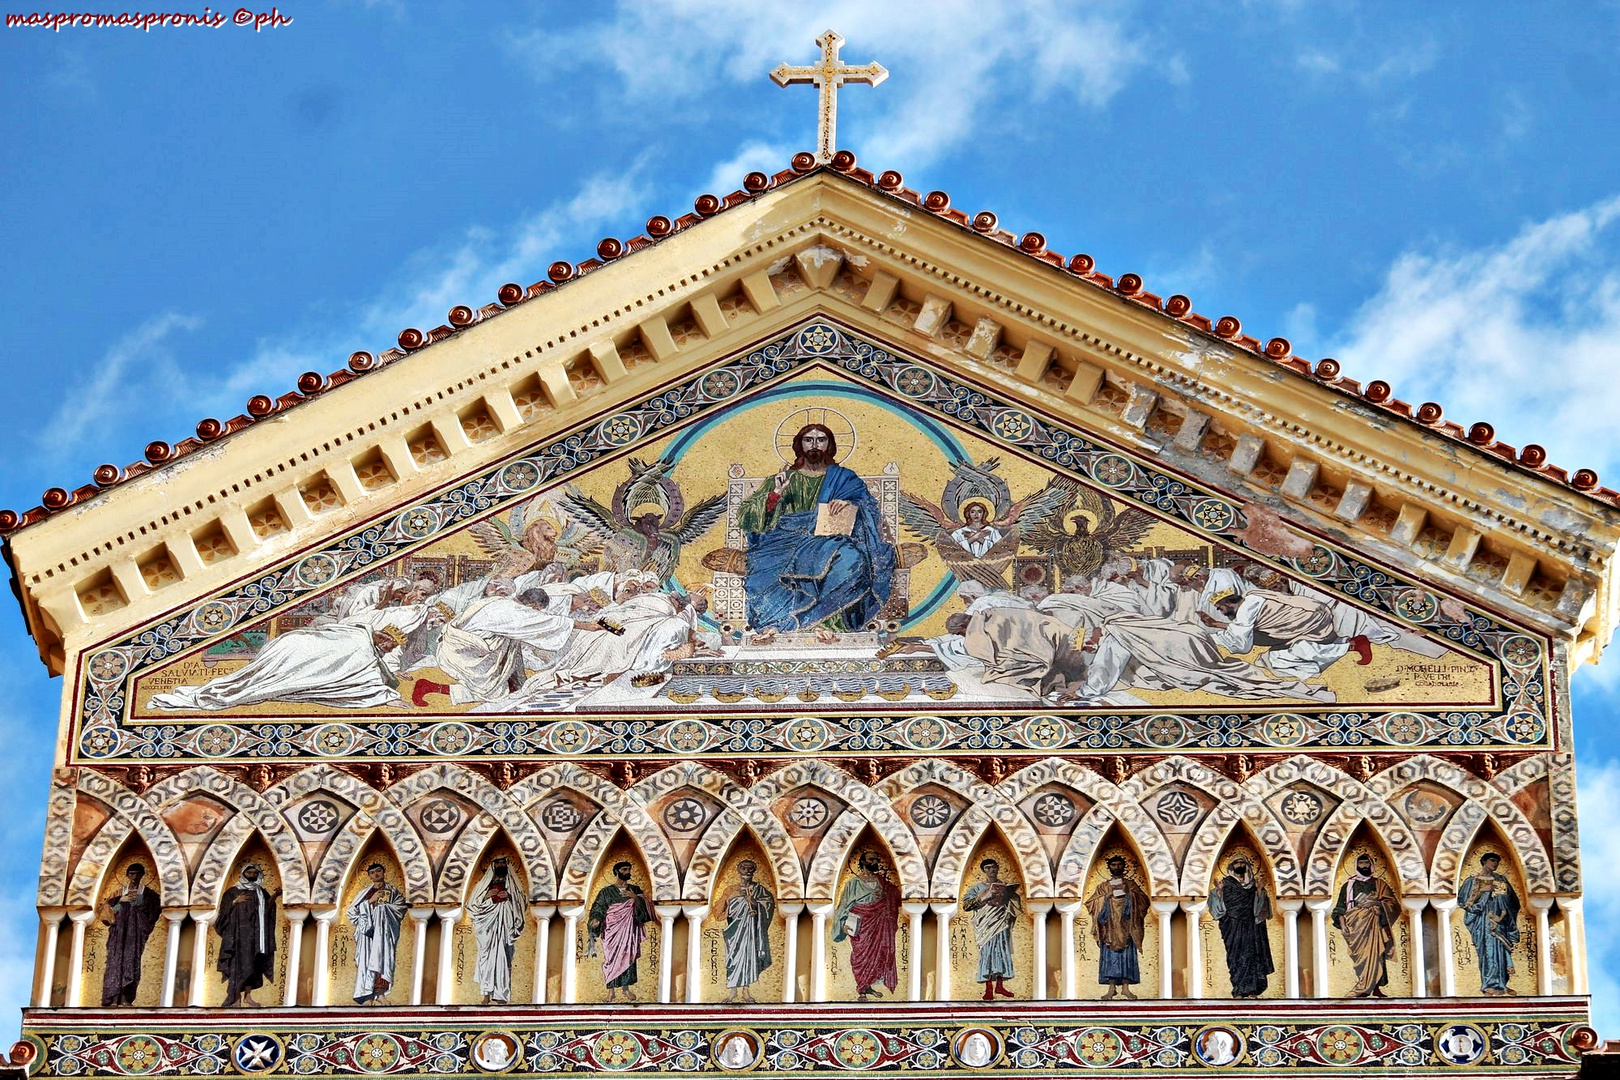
[770,30,888,164]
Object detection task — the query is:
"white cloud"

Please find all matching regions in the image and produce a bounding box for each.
[1332,194,1620,481]
[514,1,1168,169]
[1293,37,1437,90]
[1578,757,1620,1036]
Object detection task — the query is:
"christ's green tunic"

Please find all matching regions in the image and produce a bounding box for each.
[737,470,826,533]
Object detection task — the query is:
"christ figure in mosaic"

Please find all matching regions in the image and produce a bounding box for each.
[1208,854,1274,998]
[587,861,653,1001]
[1457,852,1522,995]
[468,858,525,1004]
[347,862,407,1004]
[833,849,902,1000]
[1085,854,1148,999]
[1331,853,1401,998]
[100,862,161,1006]
[720,859,775,1002]
[736,423,894,635]
[961,858,1020,1000]
[215,863,278,1007]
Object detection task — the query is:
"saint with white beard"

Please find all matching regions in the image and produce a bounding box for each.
[468,858,526,1004]
[347,862,407,1004]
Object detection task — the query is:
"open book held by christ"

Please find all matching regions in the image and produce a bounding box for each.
[814,499,858,537]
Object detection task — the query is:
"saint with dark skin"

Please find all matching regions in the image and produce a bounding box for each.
[215,863,280,1007]
[101,863,161,1006]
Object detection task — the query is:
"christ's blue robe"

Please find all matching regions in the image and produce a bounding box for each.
[742,464,895,632]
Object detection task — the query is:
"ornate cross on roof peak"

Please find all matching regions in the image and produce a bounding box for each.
[770,30,888,164]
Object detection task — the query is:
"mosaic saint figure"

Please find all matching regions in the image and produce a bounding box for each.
[961,858,1020,1000]
[346,862,407,1005]
[1211,589,1372,680]
[468,858,525,1005]
[1457,852,1522,995]
[1085,854,1149,999]
[1208,854,1274,998]
[735,423,895,634]
[586,861,653,1001]
[1331,853,1401,998]
[833,849,902,1000]
[215,863,278,1007]
[100,862,161,1006]
[720,859,775,1002]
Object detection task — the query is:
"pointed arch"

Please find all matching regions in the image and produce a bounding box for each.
[876,759,1051,897]
[750,761,926,898]
[508,763,678,902]
[266,763,432,903]
[1006,760,1174,897]
[64,816,134,907]
[142,765,310,906]
[75,770,187,906]
[634,762,803,902]
[1135,756,1300,898]
[37,771,79,906]
[383,764,555,904]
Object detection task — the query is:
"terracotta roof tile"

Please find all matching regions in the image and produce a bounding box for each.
[1,151,1609,532]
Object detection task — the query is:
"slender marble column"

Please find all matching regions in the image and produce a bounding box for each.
[406,909,433,1005]
[1305,899,1333,998]
[529,904,555,1005]
[281,908,308,1007]
[65,909,95,1007]
[1430,898,1457,997]
[1529,896,1555,997]
[1150,900,1178,1000]
[807,902,833,1002]
[1027,900,1053,1001]
[1181,900,1207,999]
[653,904,681,1004]
[1402,898,1428,997]
[1055,900,1084,1000]
[433,907,462,1005]
[187,913,215,1006]
[160,909,187,1008]
[901,902,929,1002]
[1563,897,1588,994]
[683,905,709,1003]
[36,908,65,1008]
[778,902,804,1003]
[557,904,585,1004]
[1277,900,1303,999]
[310,908,338,1006]
[932,903,957,1002]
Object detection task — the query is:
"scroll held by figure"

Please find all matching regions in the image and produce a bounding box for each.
[215,863,279,1008]
[100,862,160,1007]
[346,862,407,1005]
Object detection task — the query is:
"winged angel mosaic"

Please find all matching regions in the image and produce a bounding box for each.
[136,376,1487,721]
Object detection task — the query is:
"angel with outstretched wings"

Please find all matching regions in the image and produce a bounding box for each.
[558,457,728,582]
[469,498,602,580]
[899,459,1080,590]
[1022,486,1157,581]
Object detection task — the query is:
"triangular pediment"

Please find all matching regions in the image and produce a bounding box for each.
[64,317,1550,768]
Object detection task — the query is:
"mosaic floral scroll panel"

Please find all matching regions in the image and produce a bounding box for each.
[71,321,1552,764]
[18,1003,1591,1076]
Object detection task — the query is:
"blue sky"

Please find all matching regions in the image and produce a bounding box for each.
[3,0,1620,1028]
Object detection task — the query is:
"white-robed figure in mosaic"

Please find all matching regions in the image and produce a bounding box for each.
[467,858,525,1005]
[347,862,407,1004]
[1211,588,1372,680]
[720,860,775,1002]
[434,586,588,703]
[149,603,437,711]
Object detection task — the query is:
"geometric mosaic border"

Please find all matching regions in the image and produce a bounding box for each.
[18,1000,1594,1076]
[69,321,1553,763]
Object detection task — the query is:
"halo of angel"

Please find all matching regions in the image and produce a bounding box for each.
[150,455,1447,714]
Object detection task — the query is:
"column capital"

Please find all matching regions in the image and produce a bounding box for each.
[408,907,436,923]
[929,902,957,917]
[529,903,557,918]
[1527,895,1556,911]
[1179,899,1208,916]
[309,906,340,924]
[653,903,684,920]
[900,901,931,917]
[806,901,835,917]
[67,907,97,924]
[1558,896,1583,913]
[36,905,70,920]
[681,904,710,920]
[1276,898,1305,913]
[190,910,217,926]
[434,906,463,922]
[1401,897,1430,913]
[1150,899,1180,914]
[1025,899,1055,915]
[1429,897,1457,912]
[777,900,806,917]
[1304,897,1334,913]
[282,906,312,923]
[162,907,190,923]
[557,902,587,919]
[1054,898,1086,915]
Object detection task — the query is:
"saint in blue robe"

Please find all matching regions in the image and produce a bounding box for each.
[738,464,895,632]
[1458,869,1520,992]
